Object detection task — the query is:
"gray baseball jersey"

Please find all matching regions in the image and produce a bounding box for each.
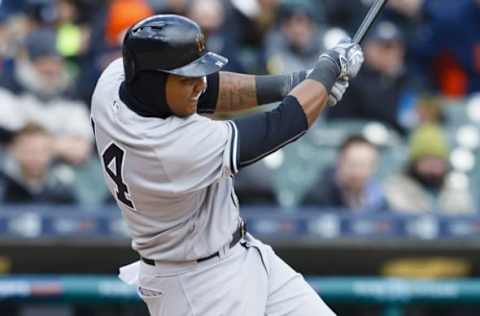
[94,59,336,316]
[91,59,240,261]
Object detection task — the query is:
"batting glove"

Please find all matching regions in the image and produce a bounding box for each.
[328,79,349,107]
[321,38,364,80]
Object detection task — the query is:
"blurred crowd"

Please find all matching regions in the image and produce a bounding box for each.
[0,0,479,216]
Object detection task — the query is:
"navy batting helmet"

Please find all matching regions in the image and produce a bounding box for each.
[123,14,228,83]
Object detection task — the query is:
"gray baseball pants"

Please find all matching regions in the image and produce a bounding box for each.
[121,234,336,316]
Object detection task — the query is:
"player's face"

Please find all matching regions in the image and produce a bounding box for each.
[165,74,207,117]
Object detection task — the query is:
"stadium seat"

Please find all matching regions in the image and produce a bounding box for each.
[272,119,407,209]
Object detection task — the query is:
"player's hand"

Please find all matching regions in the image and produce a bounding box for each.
[328,79,349,107]
[321,39,364,80]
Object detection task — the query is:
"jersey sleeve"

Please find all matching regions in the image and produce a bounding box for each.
[154,117,239,193]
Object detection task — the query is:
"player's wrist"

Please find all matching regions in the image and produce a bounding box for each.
[255,70,307,105]
[307,52,341,92]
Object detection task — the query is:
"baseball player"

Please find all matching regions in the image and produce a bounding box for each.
[91,15,363,316]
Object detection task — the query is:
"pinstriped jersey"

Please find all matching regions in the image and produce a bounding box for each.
[90,59,240,261]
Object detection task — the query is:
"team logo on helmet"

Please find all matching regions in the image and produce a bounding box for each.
[196,33,206,53]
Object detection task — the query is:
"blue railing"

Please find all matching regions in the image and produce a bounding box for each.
[1,276,480,316]
[0,205,480,240]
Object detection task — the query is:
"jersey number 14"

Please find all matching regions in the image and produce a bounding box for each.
[102,143,135,209]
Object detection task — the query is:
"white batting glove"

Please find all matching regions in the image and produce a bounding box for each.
[328,79,349,107]
[322,38,364,80]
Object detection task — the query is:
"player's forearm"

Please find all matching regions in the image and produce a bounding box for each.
[215,71,307,112]
[216,72,257,112]
[214,72,331,125]
[289,80,330,127]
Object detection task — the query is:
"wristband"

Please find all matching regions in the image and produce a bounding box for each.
[307,52,341,92]
[255,70,307,105]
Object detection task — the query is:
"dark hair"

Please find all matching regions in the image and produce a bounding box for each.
[24,28,60,61]
[17,122,48,135]
[8,122,49,145]
[279,2,314,22]
[338,134,376,154]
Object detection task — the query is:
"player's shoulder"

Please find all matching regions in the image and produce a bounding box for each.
[171,114,225,131]
[146,114,229,144]
[91,58,124,112]
[96,58,124,87]
[180,115,233,141]
[93,58,124,97]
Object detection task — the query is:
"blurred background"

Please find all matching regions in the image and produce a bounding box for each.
[0,0,480,315]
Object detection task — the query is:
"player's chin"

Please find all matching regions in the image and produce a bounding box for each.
[177,102,197,117]
[189,99,198,112]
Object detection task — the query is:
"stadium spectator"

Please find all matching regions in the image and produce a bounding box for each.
[9,0,91,85]
[301,135,388,212]
[76,0,153,105]
[387,0,423,18]
[0,27,92,165]
[0,0,25,15]
[234,161,277,205]
[380,0,424,44]
[104,0,153,48]
[0,123,76,204]
[384,123,476,214]
[55,0,91,60]
[324,0,370,36]
[149,0,189,15]
[0,8,32,70]
[224,0,282,73]
[410,0,480,96]
[324,0,420,37]
[264,1,326,74]
[0,12,12,74]
[23,0,58,28]
[326,21,410,135]
[186,0,244,72]
[413,94,446,126]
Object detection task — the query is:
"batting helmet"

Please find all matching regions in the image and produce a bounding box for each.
[123,14,228,83]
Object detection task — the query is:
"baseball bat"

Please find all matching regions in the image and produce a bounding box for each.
[353,0,389,45]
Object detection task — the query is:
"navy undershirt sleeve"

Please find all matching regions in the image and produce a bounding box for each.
[232,95,308,169]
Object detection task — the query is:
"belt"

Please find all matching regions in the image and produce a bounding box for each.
[141,219,247,265]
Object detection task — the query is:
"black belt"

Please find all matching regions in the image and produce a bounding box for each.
[141,220,247,265]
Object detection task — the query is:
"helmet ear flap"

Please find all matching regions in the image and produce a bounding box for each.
[124,46,137,83]
[122,29,137,83]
